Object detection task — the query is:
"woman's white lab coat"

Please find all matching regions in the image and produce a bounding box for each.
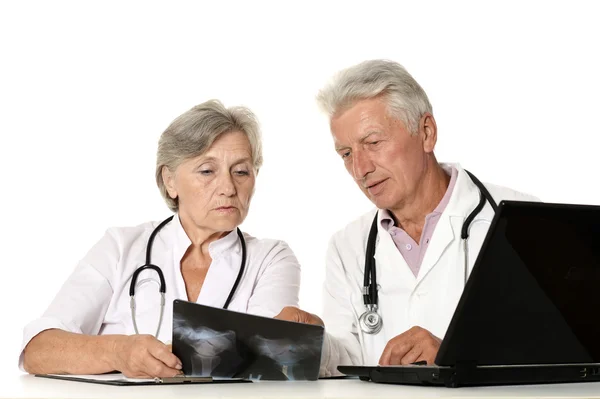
[20,215,300,368]
[319,164,538,376]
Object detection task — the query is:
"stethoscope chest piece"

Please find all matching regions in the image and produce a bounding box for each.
[358,306,383,334]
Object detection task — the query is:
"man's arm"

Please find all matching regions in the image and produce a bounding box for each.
[318,236,363,377]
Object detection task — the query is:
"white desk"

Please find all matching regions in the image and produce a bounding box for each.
[2,374,600,399]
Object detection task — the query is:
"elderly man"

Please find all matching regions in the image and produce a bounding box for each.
[276,60,537,376]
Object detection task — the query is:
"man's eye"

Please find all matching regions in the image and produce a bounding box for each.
[341,151,351,159]
[200,170,213,175]
[234,170,250,176]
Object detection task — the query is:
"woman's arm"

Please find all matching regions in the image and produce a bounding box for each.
[23,329,182,378]
[246,240,301,317]
[20,228,181,378]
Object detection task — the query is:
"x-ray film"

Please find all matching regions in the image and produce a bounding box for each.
[172,300,324,381]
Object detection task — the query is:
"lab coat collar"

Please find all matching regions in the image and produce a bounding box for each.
[417,163,491,281]
[441,163,486,219]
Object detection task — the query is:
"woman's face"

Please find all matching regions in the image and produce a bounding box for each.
[163,130,256,235]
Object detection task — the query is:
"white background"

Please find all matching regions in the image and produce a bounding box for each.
[1,0,599,376]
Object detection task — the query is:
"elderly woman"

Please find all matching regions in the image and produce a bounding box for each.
[20,100,300,378]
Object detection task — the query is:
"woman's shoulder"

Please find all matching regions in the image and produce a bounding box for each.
[240,232,301,276]
[242,231,289,249]
[103,219,161,240]
[94,219,168,255]
[241,232,297,261]
[76,219,166,276]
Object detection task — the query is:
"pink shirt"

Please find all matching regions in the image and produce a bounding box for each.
[380,166,458,277]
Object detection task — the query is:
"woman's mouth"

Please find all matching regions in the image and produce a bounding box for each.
[215,206,237,213]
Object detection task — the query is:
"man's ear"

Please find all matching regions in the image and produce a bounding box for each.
[420,113,438,153]
[161,166,178,199]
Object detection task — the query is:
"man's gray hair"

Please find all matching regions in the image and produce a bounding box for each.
[156,99,263,212]
[316,59,433,134]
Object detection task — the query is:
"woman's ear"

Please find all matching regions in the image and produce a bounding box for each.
[162,166,178,199]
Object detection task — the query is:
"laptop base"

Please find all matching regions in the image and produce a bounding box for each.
[338,364,600,388]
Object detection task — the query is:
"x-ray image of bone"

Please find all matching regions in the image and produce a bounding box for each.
[247,335,322,380]
[173,321,242,377]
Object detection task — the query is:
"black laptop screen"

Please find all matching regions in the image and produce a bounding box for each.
[437,201,600,366]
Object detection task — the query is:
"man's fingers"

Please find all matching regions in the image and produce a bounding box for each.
[400,347,422,365]
[379,327,441,366]
[379,341,399,365]
[421,346,439,365]
[380,337,414,366]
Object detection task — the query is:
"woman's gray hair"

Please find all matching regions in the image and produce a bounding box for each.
[156,99,263,212]
[316,59,433,134]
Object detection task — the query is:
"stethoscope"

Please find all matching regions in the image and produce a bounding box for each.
[129,215,247,337]
[358,170,498,334]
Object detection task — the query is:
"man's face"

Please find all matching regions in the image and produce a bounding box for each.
[330,97,435,212]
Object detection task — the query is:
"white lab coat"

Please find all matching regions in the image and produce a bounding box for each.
[319,164,539,376]
[19,214,300,369]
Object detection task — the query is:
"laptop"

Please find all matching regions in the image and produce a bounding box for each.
[171,300,324,381]
[338,200,600,387]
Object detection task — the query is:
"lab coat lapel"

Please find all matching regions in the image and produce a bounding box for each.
[415,164,480,282]
[416,216,456,282]
[374,224,416,290]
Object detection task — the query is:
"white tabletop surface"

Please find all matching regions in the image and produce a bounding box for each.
[2,374,600,399]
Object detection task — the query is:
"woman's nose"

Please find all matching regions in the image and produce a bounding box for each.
[218,174,237,196]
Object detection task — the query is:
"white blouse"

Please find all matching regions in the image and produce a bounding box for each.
[19,215,301,368]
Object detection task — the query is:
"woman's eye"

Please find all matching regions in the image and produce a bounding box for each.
[199,170,213,175]
[234,170,250,176]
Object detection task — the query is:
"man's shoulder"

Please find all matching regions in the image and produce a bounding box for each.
[485,182,540,203]
[329,208,378,247]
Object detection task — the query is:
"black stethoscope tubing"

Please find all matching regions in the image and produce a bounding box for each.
[129,215,246,336]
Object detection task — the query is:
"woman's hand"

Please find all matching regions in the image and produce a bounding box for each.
[275,306,324,326]
[112,335,183,378]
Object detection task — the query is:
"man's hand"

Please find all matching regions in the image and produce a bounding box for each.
[112,335,183,378]
[274,306,324,326]
[379,326,441,366]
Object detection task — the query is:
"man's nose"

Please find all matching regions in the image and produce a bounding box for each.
[352,149,375,180]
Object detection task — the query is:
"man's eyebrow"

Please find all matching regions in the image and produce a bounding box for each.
[358,131,380,143]
[335,131,382,152]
